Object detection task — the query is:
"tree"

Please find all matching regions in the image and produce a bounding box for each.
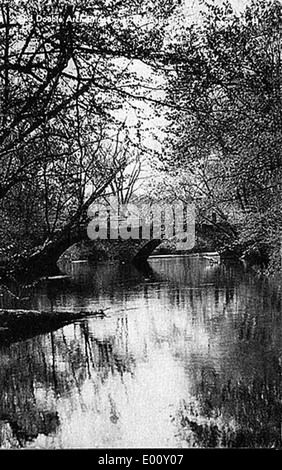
[0,0,181,273]
[161,0,282,268]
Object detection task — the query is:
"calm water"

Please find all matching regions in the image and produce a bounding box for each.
[0,255,281,449]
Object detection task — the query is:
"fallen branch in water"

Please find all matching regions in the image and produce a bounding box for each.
[0,308,109,341]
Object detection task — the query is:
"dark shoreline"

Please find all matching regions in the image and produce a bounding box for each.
[0,308,108,345]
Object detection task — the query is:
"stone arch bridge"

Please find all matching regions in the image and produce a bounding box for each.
[19,219,226,275]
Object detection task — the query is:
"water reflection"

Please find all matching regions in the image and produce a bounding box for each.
[0,257,281,448]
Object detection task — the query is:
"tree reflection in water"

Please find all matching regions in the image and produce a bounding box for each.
[0,315,136,448]
[0,335,60,448]
[171,269,282,448]
[0,257,281,448]
[176,372,282,448]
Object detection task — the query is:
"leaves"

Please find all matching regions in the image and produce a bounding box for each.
[0,0,180,271]
[161,0,282,268]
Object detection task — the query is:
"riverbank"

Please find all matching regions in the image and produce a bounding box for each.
[1,223,280,281]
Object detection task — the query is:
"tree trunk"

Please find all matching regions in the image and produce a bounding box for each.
[0,308,107,343]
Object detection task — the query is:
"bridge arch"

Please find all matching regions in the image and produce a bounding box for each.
[20,221,207,274]
[130,239,163,264]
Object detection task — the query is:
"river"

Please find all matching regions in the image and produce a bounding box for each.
[0,255,281,449]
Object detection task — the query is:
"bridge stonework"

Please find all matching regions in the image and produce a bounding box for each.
[21,220,223,276]
[129,239,163,263]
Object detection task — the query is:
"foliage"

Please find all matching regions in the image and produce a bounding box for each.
[161,0,282,269]
[0,0,181,271]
